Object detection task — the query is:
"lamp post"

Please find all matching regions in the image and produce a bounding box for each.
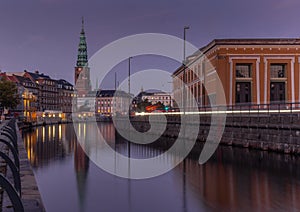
[128,57,132,95]
[128,56,132,162]
[127,56,134,183]
[128,57,132,115]
[183,26,189,114]
[182,26,189,212]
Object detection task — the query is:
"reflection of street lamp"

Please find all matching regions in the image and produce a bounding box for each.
[183,26,189,114]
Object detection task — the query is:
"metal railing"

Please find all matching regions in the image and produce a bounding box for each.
[136,102,300,117]
[0,118,24,211]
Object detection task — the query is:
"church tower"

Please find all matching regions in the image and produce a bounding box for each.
[75,17,91,96]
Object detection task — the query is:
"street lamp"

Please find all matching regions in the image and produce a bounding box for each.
[128,56,132,115]
[128,56,133,162]
[128,57,132,98]
[183,26,189,114]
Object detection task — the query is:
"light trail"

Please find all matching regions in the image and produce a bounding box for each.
[135,109,300,116]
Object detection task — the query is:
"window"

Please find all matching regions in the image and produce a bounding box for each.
[270,64,286,78]
[236,64,252,78]
[236,82,251,104]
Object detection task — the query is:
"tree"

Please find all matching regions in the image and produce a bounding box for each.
[137,98,152,112]
[0,78,20,112]
[154,101,165,110]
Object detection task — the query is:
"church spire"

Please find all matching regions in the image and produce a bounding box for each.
[76,17,88,67]
[81,16,84,32]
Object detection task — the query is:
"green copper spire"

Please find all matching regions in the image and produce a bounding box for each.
[76,17,88,67]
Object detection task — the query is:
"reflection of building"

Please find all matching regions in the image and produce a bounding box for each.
[173,39,300,108]
[74,142,89,211]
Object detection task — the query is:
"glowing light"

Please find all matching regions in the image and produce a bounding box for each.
[135,108,300,116]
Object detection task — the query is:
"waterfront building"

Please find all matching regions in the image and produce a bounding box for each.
[95,89,131,117]
[140,90,173,107]
[22,70,59,112]
[0,73,38,121]
[13,74,38,121]
[172,38,300,109]
[57,79,74,120]
[3,70,74,121]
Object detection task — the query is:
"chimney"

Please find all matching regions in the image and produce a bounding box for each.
[35,70,39,74]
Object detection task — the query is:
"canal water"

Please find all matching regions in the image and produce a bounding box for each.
[22,123,300,212]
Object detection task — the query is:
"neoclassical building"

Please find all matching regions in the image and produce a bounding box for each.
[172,38,300,108]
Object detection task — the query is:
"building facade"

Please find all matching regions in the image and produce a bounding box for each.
[23,71,59,112]
[57,79,74,118]
[172,39,300,109]
[13,74,38,121]
[140,90,173,107]
[0,73,38,121]
[3,70,74,121]
[95,90,131,117]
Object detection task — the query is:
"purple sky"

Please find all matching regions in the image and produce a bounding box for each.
[1,0,300,88]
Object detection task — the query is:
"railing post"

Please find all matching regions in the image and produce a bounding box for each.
[0,174,24,212]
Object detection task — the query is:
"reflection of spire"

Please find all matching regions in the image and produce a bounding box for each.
[74,142,89,212]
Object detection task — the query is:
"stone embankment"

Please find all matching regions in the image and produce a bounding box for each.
[116,114,300,154]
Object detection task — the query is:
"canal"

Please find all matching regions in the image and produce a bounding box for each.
[22,123,300,212]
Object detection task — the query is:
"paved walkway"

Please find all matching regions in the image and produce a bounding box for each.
[1,122,45,211]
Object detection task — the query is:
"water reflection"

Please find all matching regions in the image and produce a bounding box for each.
[74,142,89,211]
[22,123,300,212]
[23,124,77,167]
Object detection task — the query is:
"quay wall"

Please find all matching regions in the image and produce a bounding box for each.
[116,114,300,155]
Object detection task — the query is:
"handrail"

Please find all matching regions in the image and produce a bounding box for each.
[0,137,20,169]
[0,131,18,153]
[0,151,21,194]
[0,119,24,211]
[0,173,24,211]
